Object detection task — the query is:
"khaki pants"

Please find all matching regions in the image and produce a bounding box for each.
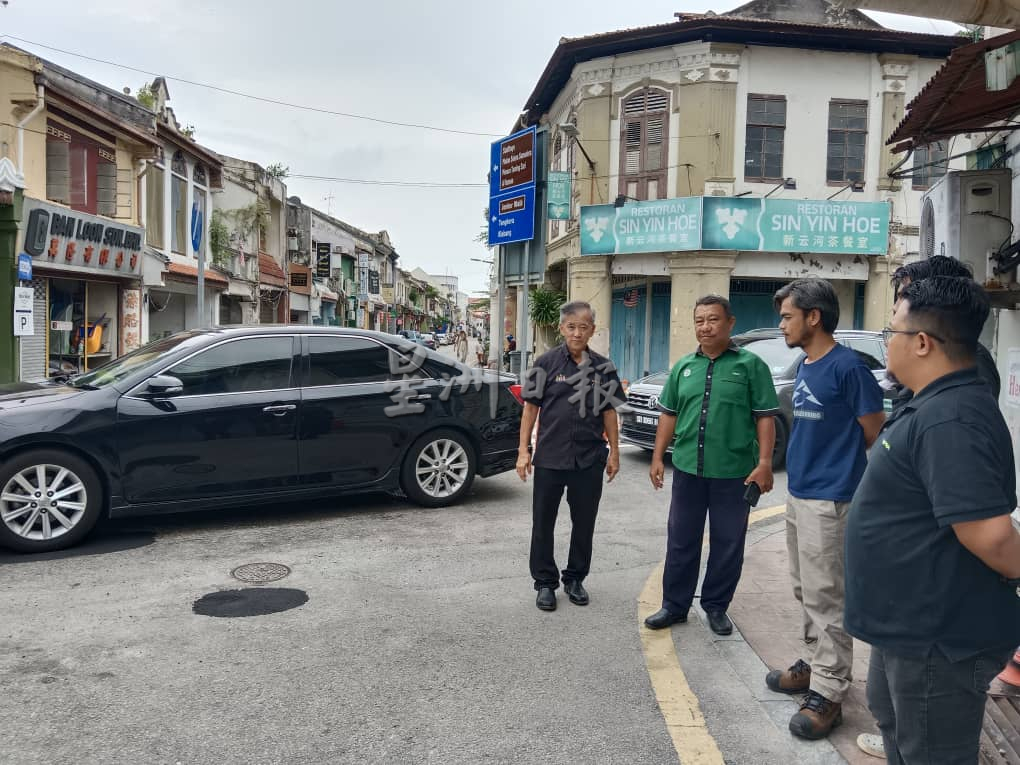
[786,497,853,703]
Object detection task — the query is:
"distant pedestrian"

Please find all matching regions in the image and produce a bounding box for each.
[455,330,469,364]
[846,277,1020,764]
[767,278,885,740]
[517,301,625,612]
[644,295,779,636]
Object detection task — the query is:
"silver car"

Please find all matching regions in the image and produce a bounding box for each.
[619,330,892,470]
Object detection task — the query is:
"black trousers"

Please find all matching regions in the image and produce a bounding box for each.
[867,645,1012,765]
[529,463,604,591]
[661,470,749,614]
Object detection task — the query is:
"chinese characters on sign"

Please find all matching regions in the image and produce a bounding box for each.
[579,196,890,257]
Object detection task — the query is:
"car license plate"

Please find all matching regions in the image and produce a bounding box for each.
[637,415,657,426]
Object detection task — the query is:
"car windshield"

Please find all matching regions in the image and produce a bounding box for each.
[70,331,209,389]
[741,338,803,376]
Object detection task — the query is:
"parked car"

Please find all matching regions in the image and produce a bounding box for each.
[620,330,893,470]
[434,332,448,346]
[0,327,524,553]
[396,329,426,346]
[420,333,437,350]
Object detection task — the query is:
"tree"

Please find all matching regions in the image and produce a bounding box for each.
[266,163,289,180]
[136,82,156,110]
[474,207,490,245]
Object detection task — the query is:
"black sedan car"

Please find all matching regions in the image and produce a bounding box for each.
[0,327,524,553]
[620,330,893,470]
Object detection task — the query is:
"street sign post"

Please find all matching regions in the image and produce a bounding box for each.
[13,286,33,336]
[17,253,31,282]
[192,202,206,327]
[487,126,537,247]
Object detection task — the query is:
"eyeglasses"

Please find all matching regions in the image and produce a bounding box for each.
[882,327,946,345]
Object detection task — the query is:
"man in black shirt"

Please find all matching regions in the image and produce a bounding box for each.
[846,277,1020,764]
[517,301,625,611]
[889,256,1000,408]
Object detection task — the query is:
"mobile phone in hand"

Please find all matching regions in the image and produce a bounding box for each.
[743,481,761,508]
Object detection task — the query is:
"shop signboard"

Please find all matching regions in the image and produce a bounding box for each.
[20,198,144,278]
[701,197,890,255]
[547,171,572,220]
[580,196,890,256]
[579,198,703,255]
[315,242,332,279]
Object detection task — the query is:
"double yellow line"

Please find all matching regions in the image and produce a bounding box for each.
[637,504,786,763]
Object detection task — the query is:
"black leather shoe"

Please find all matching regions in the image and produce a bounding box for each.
[706,610,733,635]
[564,580,589,606]
[644,608,688,630]
[536,587,556,611]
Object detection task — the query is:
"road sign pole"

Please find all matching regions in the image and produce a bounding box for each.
[494,245,505,368]
[519,240,530,380]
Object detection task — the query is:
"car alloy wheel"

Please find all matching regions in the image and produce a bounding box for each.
[415,438,469,499]
[0,450,103,552]
[400,428,477,508]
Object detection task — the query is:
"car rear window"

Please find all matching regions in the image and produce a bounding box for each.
[741,338,803,375]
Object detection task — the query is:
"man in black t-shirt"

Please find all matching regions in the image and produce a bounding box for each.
[846,277,1020,764]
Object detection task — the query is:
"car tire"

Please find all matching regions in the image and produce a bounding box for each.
[772,415,788,472]
[400,429,477,508]
[0,449,104,553]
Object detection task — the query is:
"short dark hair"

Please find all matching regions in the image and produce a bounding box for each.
[891,255,973,297]
[559,301,595,323]
[773,278,839,333]
[694,294,733,319]
[900,276,989,363]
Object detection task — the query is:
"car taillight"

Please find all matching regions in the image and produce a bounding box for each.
[508,384,525,406]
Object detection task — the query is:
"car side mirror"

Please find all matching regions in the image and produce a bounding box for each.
[145,374,184,396]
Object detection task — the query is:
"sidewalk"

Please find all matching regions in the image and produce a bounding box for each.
[730,516,1020,765]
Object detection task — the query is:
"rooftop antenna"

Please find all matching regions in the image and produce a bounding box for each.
[323,191,335,217]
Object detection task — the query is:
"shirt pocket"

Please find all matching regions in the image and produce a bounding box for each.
[714,377,749,407]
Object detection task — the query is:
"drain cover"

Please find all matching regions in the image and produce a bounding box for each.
[193,588,308,618]
[231,562,291,584]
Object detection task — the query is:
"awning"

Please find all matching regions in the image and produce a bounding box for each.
[166,262,228,288]
[258,253,287,287]
[889,30,1020,152]
[320,289,338,302]
[226,278,255,299]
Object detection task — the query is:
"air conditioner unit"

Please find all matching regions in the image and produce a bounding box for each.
[287,235,299,251]
[346,310,356,320]
[332,245,343,254]
[919,169,1012,284]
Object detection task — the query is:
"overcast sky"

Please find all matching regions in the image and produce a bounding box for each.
[1,1,960,293]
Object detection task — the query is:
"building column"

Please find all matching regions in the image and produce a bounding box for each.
[877,55,913,192]
[0,181,24,383]
[567,255,612,356]
[667,251,737,363]
[863,254,903,331]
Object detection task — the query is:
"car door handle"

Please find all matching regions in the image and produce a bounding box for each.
[263,404,296,416]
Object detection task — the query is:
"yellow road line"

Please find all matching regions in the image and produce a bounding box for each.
[638,503,785,763]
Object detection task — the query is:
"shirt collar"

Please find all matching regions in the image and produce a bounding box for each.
[559,342,594,362]
[696,342,739,358]
[902,367,981,410]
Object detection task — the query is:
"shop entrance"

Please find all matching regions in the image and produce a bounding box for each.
[47,278,118,377]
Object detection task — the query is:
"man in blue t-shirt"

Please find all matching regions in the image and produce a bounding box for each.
[764,278,885,741]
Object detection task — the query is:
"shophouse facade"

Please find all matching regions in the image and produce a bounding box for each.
[513,1,967,381]
[3,44,158,380]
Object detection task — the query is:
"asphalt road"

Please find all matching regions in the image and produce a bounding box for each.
[0,435,791,765]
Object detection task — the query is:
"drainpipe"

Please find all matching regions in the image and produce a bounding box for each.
[839,0,1020,28]
[16,82,45,176]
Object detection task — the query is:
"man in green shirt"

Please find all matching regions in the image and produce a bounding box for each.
[645,295,780,635]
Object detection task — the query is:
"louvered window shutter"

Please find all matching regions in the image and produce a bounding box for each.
[46,139,70,204]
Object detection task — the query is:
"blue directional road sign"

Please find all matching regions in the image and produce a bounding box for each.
[17,253,32,281]
[488,126,536,247]
[191,202,204,253]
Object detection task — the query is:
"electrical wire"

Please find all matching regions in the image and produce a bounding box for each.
[0,34,503,138]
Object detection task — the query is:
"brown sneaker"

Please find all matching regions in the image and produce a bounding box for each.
[765,658,811,694]
[789,691,843,740]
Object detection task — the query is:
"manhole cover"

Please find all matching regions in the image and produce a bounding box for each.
[231,562,291,584]
[192,588,308,618]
